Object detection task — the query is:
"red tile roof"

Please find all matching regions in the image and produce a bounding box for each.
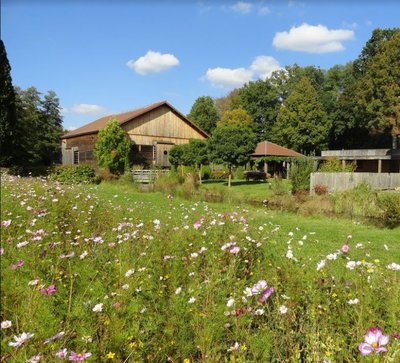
[252,141,303,157]
[62,100,208,139]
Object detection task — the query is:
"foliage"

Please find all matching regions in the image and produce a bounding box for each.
[376,192,400,228]
[289,157,317,193]
[0,40,17,166]
[94,119,131,175]
[217,108,253,128]
[169,144,188,167]
[187,96,220,135]
[233,166,245,180]
[313,183,328,196]
[49,165,98,184]
[273,77,330,154]
[319,158,356,172]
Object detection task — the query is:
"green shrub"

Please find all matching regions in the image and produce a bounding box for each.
[153,172,182,193]
[201,165,211,180]
[234,166,245,180]
[271,177,290,196]
[377,192,400,228]
[289,157,316,193]
[49,165,99,184]
[319,157,356,172]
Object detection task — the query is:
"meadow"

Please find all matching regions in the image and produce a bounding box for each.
[1,174,399,362]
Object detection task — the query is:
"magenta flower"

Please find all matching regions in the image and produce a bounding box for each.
[40,284,56,295]
[358,327,389,356]
[68,351,92,361]
[258,287,275,303]
[193,217,204,230]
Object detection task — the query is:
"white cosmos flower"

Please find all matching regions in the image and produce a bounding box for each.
[8,332,34,347]
[188,297,196,304]
[1,320,12,329]
[92,303,103,312]
[226,298,235,307]
[279,305,288,314]
[387,263,400,271]
[348,298,359,305]
[175,287,182,295]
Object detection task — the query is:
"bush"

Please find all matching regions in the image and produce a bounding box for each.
[377,192,400,228]
[319,158,356,172]
[234,166,245,180]
[270,177,289,196]
[289,157,316,193]
[49,165,99,184]
[314,183,328,195]
[210,170,229,180]
[201,165,211,180]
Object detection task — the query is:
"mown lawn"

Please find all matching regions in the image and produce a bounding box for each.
[1,175,399,362]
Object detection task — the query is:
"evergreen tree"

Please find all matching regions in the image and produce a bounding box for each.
[187,96,220,135]
[0,40,17,166]
[273,77,330,154]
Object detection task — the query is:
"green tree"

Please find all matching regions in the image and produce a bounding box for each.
[183,139,208,183]
[94,119,131,174]
[208,125,257,187]
[214,89,241,116]
[235,80,280,140]
[272,77,330,154]
[357,30,400,148]
[217,108,253,128]
[0,40,17,166]
[187,96,220,135]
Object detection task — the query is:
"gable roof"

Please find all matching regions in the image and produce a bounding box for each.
[62,100,208,139]
[252,141,303,157]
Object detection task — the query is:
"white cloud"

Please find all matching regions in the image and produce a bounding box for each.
[70,104,106,115]
[231,1,253,14]
[273,23,354,53]
[258,6,270,15]
[127,50,180,75]
[204,55,281,89]
[205,67,253,88]
[250,56,281,79]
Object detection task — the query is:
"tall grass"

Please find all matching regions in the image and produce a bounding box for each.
[1,174,399,362]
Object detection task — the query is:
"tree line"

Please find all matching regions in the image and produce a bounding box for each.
[0,40,63,170]
[187,28,400,154]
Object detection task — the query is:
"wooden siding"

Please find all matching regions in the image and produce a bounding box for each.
[123,105,205,145]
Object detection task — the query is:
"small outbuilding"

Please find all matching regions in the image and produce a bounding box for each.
[61,101,208,168]
[251,141,303,178]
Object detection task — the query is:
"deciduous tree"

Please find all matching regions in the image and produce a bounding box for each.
[187,96,219,135]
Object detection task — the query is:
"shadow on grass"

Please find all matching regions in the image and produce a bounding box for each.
[202,179,270,187]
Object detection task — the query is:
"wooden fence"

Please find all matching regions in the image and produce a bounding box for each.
[310,172,400,194]
[131,170,169,184]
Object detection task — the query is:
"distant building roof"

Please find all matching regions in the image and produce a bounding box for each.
[62,100,208,139]
[252,141,303,157]
[321,149,400,160]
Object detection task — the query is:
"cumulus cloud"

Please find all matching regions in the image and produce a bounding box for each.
[127,50,180,75]
[273,23,354,53]
[250,56,281,79]
[230,1,253,14]
[70,104,106,115]
[204,55,281,89]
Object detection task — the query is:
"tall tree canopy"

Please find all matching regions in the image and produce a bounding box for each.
[187,96,220,135]
[0,40,17,166]
[273,77,329,154]
[217,108,253,128]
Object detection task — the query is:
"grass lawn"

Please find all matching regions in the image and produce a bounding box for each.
[1,175,399,362]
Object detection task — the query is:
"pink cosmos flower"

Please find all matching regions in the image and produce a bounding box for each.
[56,348,68,359]
[1,220,11,227]
[229,246,241,254]
[11,260,25,270]
[341,244,350,253]
[258,287,275,303]
[40,285,56,295]
[68,351,92,361]
[358,327,389,356]
[193,217,204,230]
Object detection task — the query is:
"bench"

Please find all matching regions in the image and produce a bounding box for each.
[244,171,267,181]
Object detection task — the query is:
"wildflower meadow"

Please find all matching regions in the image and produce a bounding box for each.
[1,174,399,362]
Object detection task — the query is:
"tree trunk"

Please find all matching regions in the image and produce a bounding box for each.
[228,165,232,187]
[199,164,202,185]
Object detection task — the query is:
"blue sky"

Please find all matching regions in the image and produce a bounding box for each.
[2,0,399,130]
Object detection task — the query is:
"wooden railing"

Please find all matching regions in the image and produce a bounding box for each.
[131,169,169,183]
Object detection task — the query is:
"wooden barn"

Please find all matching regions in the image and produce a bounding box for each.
[61,101,208,168]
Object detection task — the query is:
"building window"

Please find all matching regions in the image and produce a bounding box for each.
[73,150,79,164]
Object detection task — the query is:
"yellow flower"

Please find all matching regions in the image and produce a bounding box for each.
[106,351,115,359]
[183,359,191,363]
